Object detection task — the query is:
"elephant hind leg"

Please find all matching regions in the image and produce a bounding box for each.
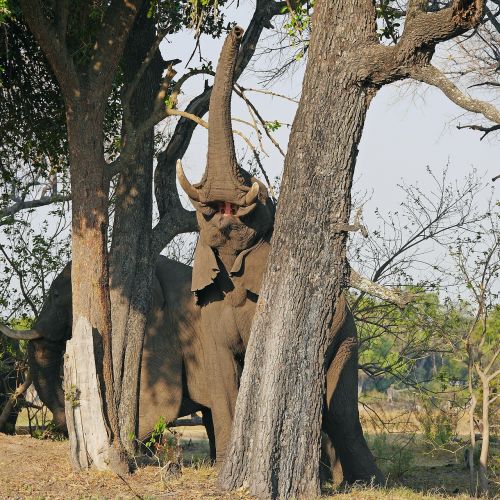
[320,430,343,485]
[201,408,216,463]
[325,335,383,485]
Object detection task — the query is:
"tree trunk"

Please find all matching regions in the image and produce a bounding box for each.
[467,347,478,494]
[478,373,490,495]
[218,1,377,497]
[64,101,125,472]
[108,7,164,452]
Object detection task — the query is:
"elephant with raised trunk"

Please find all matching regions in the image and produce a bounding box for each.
[176,25,383,483]
[0,257,216,456]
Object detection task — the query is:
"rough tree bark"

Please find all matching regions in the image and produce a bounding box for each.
[219,4,375,497]
[18,0,144,471]
[219,0,488,497]
[108,6,164,452]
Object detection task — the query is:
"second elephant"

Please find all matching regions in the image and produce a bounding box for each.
[0,257,216,455]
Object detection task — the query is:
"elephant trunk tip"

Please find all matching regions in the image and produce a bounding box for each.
[233,25,244,39]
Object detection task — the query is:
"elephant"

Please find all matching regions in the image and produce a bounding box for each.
[176,26,383,484]
[0,257,216,457]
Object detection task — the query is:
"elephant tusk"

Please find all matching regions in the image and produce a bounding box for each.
[0,324,42,340]
[176,160,201,202]
[236,203,257,217]
[244,182,259,206]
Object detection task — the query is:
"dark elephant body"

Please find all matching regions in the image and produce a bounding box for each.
[9,257,213,447]
[191,232,379,482]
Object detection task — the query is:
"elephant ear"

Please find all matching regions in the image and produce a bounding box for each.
[229,238,271,296]
[191,237,220,302]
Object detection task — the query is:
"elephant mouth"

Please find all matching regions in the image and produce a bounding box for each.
[217,201,237,216]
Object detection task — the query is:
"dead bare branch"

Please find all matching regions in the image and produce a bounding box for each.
[456,123,500,139]
[0,194,71,221]
[349,268,413,308]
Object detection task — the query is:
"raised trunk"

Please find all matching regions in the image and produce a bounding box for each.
[218,1,377,497]
[109,7,164,451]
[202,27,247,205]
[65,100,125,472]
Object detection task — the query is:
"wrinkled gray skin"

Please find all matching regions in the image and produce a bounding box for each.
[176,26,383,483]
[2,257,216,458]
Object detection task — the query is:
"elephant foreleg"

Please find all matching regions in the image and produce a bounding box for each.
[204,341,241,463]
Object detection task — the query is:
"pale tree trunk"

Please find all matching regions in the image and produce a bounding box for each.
[219,2,377,497]
[467,348,478,494]
[478,373,490,495]
[64,100,125,471]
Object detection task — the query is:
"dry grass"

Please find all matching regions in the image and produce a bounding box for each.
[1,407,498,499]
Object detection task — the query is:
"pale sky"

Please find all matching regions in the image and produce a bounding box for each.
[158,3,498,295]
[162,3,498,229]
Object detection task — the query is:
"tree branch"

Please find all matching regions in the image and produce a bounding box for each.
[235,86,286,157]
[410,64,500,125]
[17,0,79,97]
[0,371,32,431]
[456,123,500,139]
[121,29,173,112]
[0,194,71,220]
[88,0,144,96]
[402,0,484,47]
[55,0,69,42]
[350,268,413,308]
[0,245,39,317]
[359,0,485,86]
[332,208,369,237]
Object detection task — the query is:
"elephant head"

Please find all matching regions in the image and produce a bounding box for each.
[177,26,275,263]
[0,262,72,429]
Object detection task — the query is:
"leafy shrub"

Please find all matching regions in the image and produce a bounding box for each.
[415,400,459,447]
[144,416,182,468]
[368,433,415,479]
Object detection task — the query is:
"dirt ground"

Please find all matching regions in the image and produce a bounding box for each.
[0,429,497,499]
[0,430,230,499]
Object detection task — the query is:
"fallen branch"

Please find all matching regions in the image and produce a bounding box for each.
[0,371,32,431]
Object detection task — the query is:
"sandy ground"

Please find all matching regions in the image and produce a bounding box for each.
[0,429,235,499]
[0,429,497,499]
